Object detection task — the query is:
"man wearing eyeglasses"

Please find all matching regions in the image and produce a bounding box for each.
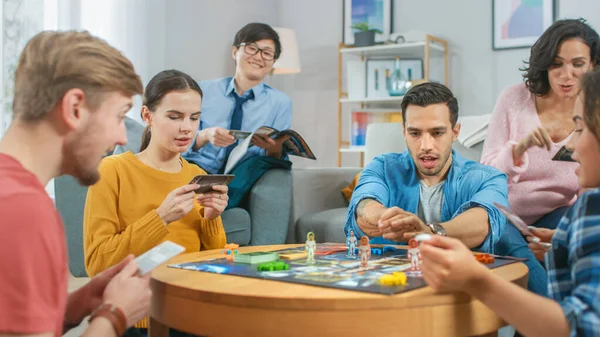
[182,22,292,174]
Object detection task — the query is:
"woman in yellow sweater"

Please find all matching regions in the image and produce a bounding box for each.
[83,70,228,329]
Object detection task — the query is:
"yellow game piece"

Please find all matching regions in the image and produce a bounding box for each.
[379,272,407,286]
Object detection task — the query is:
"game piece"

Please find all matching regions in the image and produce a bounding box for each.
[382,245,397,253]
[414,233,432,242]
[379,272,407,286]
[371,248,382,255]
[346,230,358,258]
[233,252,279,264]
[222,243,239,261]
[257,261,289,272]
[305,232,316,264]
[358,236,371,268]
[475,253,495,264]
[407,238,422,271]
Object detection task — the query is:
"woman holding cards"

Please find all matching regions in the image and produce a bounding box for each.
[482,20,600,281]
[422,69,600,337]
[482,18,599,230]
[83,70,227,329]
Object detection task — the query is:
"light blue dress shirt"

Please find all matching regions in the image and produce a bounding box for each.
[344,150,509,253]
[182,77,292,173]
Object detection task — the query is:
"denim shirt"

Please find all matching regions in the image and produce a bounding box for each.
[182,77,292,173]
[344,150,509,253]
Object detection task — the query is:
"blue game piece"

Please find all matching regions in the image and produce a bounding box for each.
[371,248,382,255]
[383,245,397,253]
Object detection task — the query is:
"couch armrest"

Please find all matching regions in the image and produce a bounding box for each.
[288,167,361,242]
[247,168,293,245]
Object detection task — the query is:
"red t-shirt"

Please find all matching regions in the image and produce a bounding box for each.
[0,153,67,337]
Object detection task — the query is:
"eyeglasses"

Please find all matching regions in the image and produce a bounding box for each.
[238,42,276,61]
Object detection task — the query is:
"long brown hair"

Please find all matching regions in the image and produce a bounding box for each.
[139,70,203,152]
[582,70,600,140]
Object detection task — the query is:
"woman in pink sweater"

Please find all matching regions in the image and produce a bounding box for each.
[483,19,599,229]
[482,19,599,298]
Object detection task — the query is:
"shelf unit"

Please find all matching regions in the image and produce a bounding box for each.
[337,34,449,167]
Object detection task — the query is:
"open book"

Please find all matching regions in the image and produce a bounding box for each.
[225,126,316,173]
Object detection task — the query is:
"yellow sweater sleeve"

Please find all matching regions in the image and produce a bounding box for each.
[83,157,169,276]
[198,208,227,250]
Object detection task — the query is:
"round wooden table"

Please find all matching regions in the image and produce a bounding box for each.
[149,244,528,337]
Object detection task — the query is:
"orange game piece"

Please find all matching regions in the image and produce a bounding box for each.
[223,243,240,261]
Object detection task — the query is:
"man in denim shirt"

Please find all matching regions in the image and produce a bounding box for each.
[344,82,508,253]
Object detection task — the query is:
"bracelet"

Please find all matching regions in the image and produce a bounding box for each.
[88,303,127,337]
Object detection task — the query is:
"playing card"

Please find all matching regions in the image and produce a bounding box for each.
[136,241,186,275]
[552,145,575,162]
[189,174,235,194]
[493,202,533,236]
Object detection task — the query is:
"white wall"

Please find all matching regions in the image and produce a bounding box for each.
[164,0,280,82]
[275,0,342,168]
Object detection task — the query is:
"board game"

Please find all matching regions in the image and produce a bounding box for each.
[168,244,519,295]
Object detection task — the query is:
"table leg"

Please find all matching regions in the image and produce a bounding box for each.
[149,316,169,337]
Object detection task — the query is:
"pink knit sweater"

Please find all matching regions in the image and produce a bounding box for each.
[481,84,579,225]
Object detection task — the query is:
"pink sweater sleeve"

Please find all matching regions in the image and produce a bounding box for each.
[481,85,529,183]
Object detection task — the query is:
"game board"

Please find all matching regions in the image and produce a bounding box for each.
[168,245,519,295]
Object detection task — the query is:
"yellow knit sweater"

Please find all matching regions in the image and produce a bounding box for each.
[83,151,226,328]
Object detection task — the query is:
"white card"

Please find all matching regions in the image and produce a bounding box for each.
[135,241,186,275]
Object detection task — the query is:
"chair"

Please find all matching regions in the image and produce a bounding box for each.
[364,122,406,165]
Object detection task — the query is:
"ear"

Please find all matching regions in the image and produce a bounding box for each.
[452,122,461,142]
[59,88,86,131]
[232,46,238,61]
[141,106,152,125]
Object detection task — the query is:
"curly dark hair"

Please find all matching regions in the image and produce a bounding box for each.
[581,70,600,140]
[521,18,600,96]
[400,82,459,127]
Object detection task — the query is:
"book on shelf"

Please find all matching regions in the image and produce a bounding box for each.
[350,110,403,146]
[226,126,316,173]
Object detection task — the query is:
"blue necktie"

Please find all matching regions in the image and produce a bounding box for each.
[222,92,254,171]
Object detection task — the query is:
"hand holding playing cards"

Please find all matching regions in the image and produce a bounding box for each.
[203,127,235,147]
[64,255,137,328]
[420,235,488,293]
[513,126,553,164]
[196,184,229,220]
[526,227,554,261]
[156,184,199,225]
[102,257,152,327]
[377,207,432,241]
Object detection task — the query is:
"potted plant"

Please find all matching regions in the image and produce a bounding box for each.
[351,22,382,47]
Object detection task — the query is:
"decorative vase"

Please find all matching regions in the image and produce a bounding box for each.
[387,57,410,96]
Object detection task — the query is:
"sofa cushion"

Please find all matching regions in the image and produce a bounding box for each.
[222,207,251,246]
[296,207,347,243]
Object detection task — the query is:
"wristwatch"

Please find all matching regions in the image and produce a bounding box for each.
[426,223,447,236]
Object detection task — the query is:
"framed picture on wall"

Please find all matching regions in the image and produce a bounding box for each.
[492,0,556,50]
[342,0,392,45]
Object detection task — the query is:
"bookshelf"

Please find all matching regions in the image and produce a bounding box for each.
[337,34,449,167]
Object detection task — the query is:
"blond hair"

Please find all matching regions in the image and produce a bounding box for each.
[12,30,143,121]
